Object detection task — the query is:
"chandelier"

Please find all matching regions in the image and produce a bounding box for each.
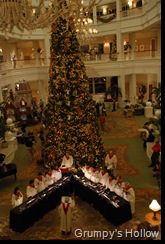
[0,0,102,37]
[75,17,99,45]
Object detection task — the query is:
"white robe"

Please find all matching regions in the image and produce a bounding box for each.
[114,185,123,197]
[52,169,62,182]
[83,166,92,180]
[123,186,135,214]
[90,169,100,183]
[85,167,93,180]
[105,177,116,191]
[61,155,73,168]
[59,196,75,233]
[98,170,109,186]
[11,192,23,208]
[45,172,54,187]
[105,154,117,177]
[26,185,38,198]
[34,176,46,193]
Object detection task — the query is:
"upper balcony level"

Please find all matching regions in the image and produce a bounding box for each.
[0,0,161,40]
[0,0,161,84]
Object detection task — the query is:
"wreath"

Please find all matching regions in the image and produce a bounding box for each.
[139,85,147,94]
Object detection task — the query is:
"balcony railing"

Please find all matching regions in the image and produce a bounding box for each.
[0,50,160,71]
[81,50,160,62]
[0,58,45,70]
[121,6,143,18]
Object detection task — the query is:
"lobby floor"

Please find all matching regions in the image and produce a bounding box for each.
[0,109,161,240]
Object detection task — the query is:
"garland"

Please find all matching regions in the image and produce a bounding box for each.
[97,14,116,23]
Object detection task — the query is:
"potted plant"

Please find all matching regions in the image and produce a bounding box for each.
[138,85,147,103]
[104,85,122,111]
[149,83,161,109]
[104,85,122,102]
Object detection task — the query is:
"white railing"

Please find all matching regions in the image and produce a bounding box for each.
[0,50,160,71]
[82,50,160,62]
[121,7,143,18]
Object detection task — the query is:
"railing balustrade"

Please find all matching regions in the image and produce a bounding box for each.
[0,50,160,71]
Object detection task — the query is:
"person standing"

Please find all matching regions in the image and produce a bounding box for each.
[102,103,107,116]
[34,172,46,193]
[112,99,116,112]
[148,139,161,167]
[26,179,38,198]
[12,55,16,68]
[122,182,135,214]
[59,196,75,235]
[95,102,101,117]
[90,167,100,183]
[99,114,106,133]
[45,168,54,187]
[98,168,109,186]
[105,150,117,177]
[105,175,116,191]
[61,152,74,168]
[143,129,155,149]
[52,164,62,182]
[11,187,23,208]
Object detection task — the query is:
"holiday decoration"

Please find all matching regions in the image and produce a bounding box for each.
[97,13,116,23]
[43,17,106,169]
[110,35,117,60]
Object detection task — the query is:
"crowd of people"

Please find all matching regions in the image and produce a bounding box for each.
[10,102,161,233]
[81,165,135,214]
[11,176,76,236]
[141,118,161,182]
[11,164,62,208]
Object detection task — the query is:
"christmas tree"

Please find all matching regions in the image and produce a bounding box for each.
[43,17,106,169]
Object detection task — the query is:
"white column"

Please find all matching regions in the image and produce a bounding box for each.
[93,6,97,25]
[118,73,126,107]
[1,40,12,67]
[157,29,161,58]
[129,33,135,60]
[43,30,50,66]
[116,0,121,20]
[116,24,123,61]
[33,41,40,67]
[129,74,137,104]
[37,80,45,103]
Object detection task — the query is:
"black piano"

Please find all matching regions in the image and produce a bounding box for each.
[0,163,17,180]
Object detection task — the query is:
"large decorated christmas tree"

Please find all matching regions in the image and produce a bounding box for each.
[43,17,106,169]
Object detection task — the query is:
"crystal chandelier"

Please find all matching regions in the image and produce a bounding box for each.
[0,0,102,37]
[75,16,99,45]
